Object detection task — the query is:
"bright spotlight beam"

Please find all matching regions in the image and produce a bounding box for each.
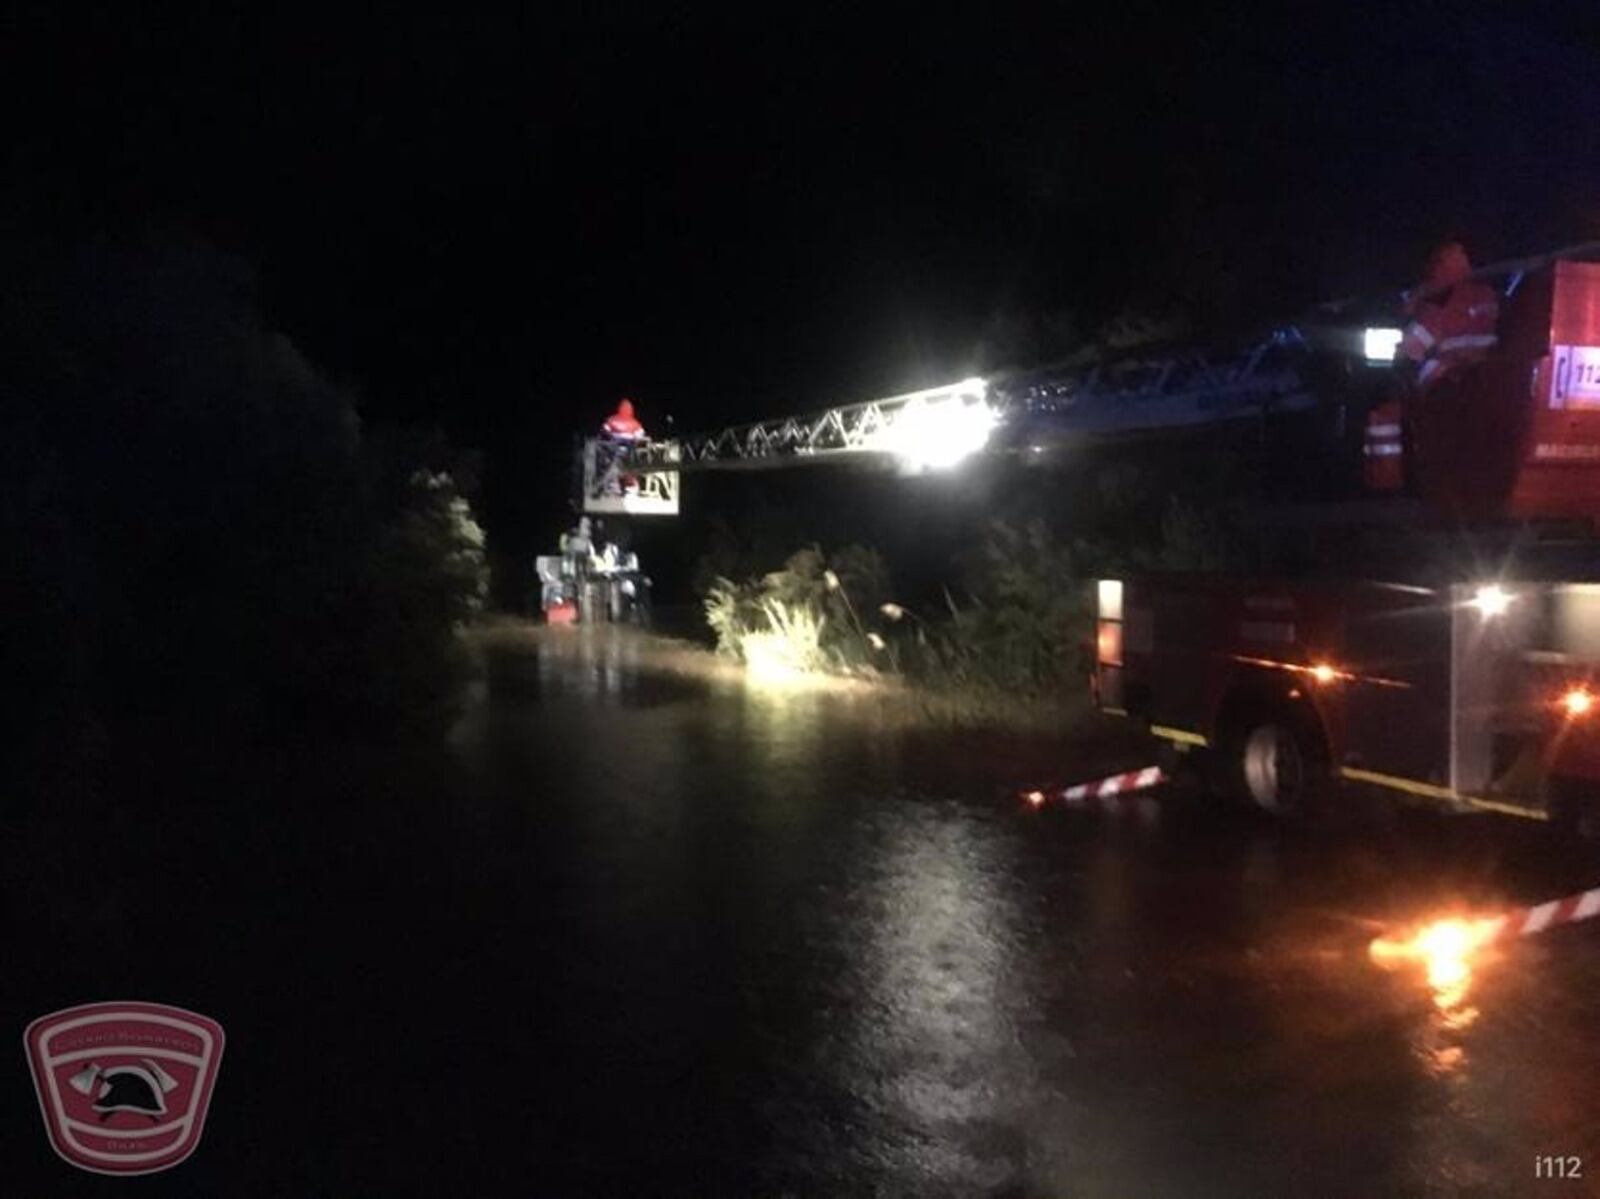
[867,377,997,471]
[1468,584,1514,619]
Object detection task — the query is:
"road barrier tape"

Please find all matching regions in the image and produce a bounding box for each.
[1487,886,1600,941]
[1023,765,1165,810]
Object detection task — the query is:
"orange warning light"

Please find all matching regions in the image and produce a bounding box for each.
[1096,620,1123,667]
[1562,687,1595,718]
[1370,916,1500,1009]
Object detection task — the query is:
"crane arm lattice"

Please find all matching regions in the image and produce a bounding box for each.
[622,377,995,474]
[578,330,1341,514]
[616,327,1319,479]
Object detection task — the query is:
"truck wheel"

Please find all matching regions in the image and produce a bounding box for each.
[1234,721,1314,816]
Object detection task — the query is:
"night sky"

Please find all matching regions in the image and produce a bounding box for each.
[5,6,1600,549]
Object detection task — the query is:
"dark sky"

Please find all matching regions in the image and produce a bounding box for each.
[5,5,1600,453]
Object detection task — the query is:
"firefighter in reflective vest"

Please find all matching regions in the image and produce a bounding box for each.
[602,397,645,443]
[1365,242,1500,491]
[1399,242,1500,388]
[599,397,646,495]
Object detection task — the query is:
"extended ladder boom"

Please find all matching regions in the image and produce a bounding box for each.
[607,326,1329,482]
[623,377,994,473]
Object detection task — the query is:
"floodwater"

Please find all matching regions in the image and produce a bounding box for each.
[6,628,1600,1196]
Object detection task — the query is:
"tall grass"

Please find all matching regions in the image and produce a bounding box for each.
[704,546,886,676]
[698,497,1237,718]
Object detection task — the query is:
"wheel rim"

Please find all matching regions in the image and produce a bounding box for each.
[1242,724,1303,812]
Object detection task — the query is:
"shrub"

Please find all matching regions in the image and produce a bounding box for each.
[902,519,1092,697]
[0,231,493,781]
[702,545,888,677]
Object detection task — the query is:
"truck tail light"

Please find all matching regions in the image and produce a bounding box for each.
[1097,620,1123,667]
[1562,687,1594,718]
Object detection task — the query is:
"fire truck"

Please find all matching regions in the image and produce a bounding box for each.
[584,243,1600,827]
[1091,253,1600,827]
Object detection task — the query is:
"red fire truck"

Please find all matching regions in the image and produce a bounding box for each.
[1091,257,1600,827]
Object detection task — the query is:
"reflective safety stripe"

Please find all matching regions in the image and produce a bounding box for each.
[1366,423,1402,437]
[1338,766,1550,820]
[1340,766,1456,801]
[1364,444,1403,456]
[1406,322,1436,350]
[1522,901,1560,934]
[1151,724,1209,747]
[1439,333,1499,352]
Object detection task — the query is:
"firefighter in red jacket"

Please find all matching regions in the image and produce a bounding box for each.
[600,397,646,495]
[1398,241,1500,388]
[1365,242,1501,491]
[602,397,645,442]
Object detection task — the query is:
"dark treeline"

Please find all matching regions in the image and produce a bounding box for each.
[1,227,488,802]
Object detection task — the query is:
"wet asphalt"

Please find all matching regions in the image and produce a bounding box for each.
[6,629,1600,1196]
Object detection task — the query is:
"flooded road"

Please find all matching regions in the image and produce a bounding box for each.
[7,628,1600,1196]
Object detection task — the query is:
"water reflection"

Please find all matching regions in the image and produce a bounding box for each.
[1371,915,1502,1082]
[827,803,1042,1190]
[449,632,1600,1193]
[1372,918,1497,1012]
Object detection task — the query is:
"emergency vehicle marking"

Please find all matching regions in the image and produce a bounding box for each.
[1550,345,1600,408]
[1533,442,1600,460]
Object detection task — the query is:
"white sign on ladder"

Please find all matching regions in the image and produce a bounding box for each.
[581,439,680,516]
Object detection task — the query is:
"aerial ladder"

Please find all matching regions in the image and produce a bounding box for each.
[580,241,1600,532]
[579,331,1332,516]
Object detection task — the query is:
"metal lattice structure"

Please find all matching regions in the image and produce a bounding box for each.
[1003,329,1315,436]
[613,330,1325,477]
[596,245,1600,483]
[620,378,993,473]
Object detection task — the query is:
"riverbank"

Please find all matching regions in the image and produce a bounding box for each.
[471,615,1114,738]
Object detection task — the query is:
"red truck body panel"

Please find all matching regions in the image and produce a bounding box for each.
[1413,261,1600,524]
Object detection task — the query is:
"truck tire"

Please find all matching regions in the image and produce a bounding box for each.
[1229,718,1320,817]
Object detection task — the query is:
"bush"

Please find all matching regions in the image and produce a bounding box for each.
[902,519,1092,696]
[0,230,492,784]
[703,545,888,676]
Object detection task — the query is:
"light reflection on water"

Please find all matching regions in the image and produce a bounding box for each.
[1371,916,1502,1076]
[443,632,1600,1194]
[827,804,1044,1191]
